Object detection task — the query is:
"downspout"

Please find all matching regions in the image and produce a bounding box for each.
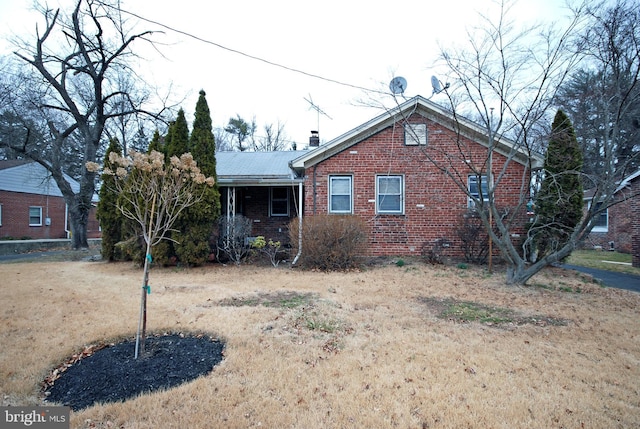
[65,204,70,238]
[312,164,318,214]
[292,181,304,265]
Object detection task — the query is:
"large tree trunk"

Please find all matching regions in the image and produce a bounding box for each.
[67,194,90,249]
[505,262,537,285]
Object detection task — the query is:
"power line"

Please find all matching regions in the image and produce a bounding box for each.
[110,5,388,96]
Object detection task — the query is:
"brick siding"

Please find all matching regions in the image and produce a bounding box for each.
[631,178,640,268]
[0,190,101,239]
[302,115,531,257]
[222,187,298,246]
[582,195,634,253]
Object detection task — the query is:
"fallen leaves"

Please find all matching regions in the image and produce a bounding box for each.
[42,342,110,391]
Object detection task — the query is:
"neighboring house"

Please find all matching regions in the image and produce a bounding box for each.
[583,169,640,266]
[632,172,640,268]
[217,95,544,259]
[0,160,100,240]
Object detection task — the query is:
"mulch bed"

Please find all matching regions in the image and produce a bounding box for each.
[42,334,224,411]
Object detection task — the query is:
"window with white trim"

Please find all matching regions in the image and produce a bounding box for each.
[468,175,489,208]
[404,123,427,146]
[590,201,608,232]
[270,187,289,217]
[29,206,42,226]
[0,204,2,226]
[329,175,353,214]
[377,175,404,214]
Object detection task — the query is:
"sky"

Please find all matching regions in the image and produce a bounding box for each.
[0,0,568,149]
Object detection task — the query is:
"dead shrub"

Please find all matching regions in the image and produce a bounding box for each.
[289,215,368,270]
[457,210,491,264]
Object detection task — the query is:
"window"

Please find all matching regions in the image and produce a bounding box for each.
[0,204,2,226]
[590,201,608,232]
[29,206,42,226]
[468,175,489,208]
[270,187,289,217]
[405,123,427,146]
[329,175,353,214]
[377,175,404,214]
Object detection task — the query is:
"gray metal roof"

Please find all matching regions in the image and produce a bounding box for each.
[216,150,308,185]
[0,161,80,196]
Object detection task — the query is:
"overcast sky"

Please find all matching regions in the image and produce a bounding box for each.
[0,0,569,149]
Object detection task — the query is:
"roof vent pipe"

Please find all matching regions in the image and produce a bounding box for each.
[309,130,320,147]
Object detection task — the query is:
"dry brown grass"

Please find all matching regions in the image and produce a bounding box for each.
[1,259,639,428]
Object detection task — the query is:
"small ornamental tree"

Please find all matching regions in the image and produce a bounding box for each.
[87,151,214,358]
[96,138,123,261]
[533,110,584,258]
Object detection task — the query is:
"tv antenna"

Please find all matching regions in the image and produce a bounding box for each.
[304,94,332,134]
[431,75,450,95]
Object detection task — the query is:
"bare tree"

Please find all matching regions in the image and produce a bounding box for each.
[213,126,233,152]
[557,0,640,181]
[2,0,160,249]
[87,151,215,358]
[103,72,155,156]
[409,0,585,284]
[422,0,640,285]
[254,120,289,151]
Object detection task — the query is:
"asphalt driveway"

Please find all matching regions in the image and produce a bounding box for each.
[562,264,640,293]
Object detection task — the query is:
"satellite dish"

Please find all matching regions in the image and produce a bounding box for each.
[431,76,442,94]
[389,76,407,95]
[431,75,450,95]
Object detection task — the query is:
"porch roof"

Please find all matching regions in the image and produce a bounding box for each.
[215,150,307,186]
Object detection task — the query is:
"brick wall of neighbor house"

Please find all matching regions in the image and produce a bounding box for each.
[583,196,633,253]
[302,115,530,257]
[0,190,101,240]
[631,178,640,268]
[0,190,68,239]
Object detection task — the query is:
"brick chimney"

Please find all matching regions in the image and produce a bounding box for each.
[309,130,320,147]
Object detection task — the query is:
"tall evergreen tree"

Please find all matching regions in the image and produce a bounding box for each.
[96,138,123,261]
[172,91,221,265]
[147,112,190,265]
[147,130,163,154]
[164,109,190,158]
[533,110,584,258]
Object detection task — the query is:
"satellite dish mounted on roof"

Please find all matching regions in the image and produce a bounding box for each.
[431,75,450,95]
[389,76,407,95]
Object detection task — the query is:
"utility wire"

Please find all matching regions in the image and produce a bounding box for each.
[110,4,388,96]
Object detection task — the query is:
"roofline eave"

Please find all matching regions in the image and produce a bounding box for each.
[290,95,544,170]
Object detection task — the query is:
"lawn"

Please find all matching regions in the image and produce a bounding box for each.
[567,249,640,276]
[1,259,639,428]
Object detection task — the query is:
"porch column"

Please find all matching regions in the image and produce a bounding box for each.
[225,187,236,246]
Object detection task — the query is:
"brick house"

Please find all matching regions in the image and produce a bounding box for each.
[0,160,100,239]
[632,172,640,267]
[217,96,543,259]
[583,169,640,267]
[216,150,306,246]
